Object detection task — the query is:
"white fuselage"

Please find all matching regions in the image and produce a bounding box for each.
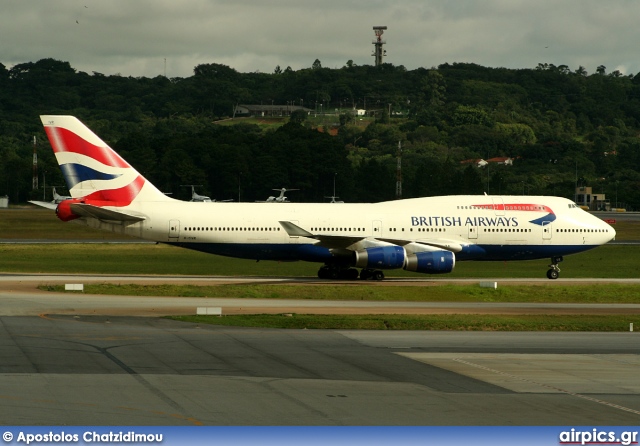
[84,194,614,264]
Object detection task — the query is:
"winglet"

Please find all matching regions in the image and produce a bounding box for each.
[279,221,314,237]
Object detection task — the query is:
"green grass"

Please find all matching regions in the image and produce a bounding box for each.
[2,242,638,278]
[40,283,640,304]
[0,209,133,240]
[167,314,640,331]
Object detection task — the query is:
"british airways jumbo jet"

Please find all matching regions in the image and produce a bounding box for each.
[31,115,616,280]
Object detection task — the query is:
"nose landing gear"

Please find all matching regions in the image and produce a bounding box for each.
[546,256,563,279]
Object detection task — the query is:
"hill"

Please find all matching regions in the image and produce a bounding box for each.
[1,59,639,207]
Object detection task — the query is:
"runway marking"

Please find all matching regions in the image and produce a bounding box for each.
[452,357,640,416]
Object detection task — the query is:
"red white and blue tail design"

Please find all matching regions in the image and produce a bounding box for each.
[40,115,169,206]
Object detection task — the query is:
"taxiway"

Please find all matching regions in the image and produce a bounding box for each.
[0,274,638,425]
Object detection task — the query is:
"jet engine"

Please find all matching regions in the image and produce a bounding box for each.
[404,251,455,274]
[354,246,406,270]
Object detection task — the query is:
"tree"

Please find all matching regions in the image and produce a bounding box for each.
[575,66,588,76]
[289,109,307,124]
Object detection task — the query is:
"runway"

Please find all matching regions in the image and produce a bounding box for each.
[0,274,639,425]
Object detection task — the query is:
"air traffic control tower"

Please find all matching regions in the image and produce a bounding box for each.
[372,26,387,66]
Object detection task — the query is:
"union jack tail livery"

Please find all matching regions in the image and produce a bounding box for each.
[32,115,616,280]
[40,115,170,222]
[42,115,169,205]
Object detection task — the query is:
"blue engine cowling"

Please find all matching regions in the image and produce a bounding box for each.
[354,246,406,270]
[404,251,455,274]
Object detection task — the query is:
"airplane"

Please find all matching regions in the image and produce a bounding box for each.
[31,115,616,281]
[183,185,212,202]
[265,188,298,202]
[325,195,344,203]
[52,186,71,204]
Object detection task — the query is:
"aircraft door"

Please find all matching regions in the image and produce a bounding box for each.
[169,220,180,240]
[467,225,478,240]
[542,221,552,241]
[372,220,382,237]
[491,197,505,216]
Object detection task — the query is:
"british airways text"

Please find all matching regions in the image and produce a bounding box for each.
[411,216,519,227]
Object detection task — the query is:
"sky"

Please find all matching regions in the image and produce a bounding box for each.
[3,0,640,78]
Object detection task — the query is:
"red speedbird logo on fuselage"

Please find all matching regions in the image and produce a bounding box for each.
[473,203,556,226]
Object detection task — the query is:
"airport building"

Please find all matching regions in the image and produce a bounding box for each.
[575,186,610,211]
[233,104,312,117]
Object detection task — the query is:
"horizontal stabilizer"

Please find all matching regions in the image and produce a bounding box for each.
[69,203,145,223]
[28,200,58,210]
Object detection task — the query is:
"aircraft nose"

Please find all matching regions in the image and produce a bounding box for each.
[602,220,616,241]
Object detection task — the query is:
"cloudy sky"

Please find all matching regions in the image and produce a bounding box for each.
[3,0,640,78]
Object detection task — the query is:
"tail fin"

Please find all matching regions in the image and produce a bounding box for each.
[40,115,170,206]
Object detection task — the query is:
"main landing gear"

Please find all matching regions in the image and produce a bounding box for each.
[317,265,385,281]
[359,268,385,281]
[546,256,563,280]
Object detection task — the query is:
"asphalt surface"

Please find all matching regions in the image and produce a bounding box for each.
[0,274,639,425]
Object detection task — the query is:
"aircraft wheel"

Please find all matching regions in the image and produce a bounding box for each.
[360,269,371,280]
[373,270,385,281]
[546,269,559,280]
[342,268,359,280]
[317,267,328,279]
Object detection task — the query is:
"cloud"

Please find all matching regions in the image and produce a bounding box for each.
[2,0,640,78]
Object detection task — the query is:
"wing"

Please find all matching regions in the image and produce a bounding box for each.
[279,221,463,252]
[279,221,364,249]
[279,221,466,253]
[378,237,464,253]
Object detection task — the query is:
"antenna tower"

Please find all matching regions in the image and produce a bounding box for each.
[32,136,38,190]
[395,141,402,199]
[372,26,387,66]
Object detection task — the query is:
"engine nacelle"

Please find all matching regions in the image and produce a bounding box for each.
[55,198,82,222]
[404,251,455,274]
[354,246,406,270]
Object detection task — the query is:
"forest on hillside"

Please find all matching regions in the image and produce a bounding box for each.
[1,58,640,209]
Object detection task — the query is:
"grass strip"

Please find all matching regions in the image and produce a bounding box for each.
[40,283,640,304]
[167,314,640,331]
[3,243,639,278]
